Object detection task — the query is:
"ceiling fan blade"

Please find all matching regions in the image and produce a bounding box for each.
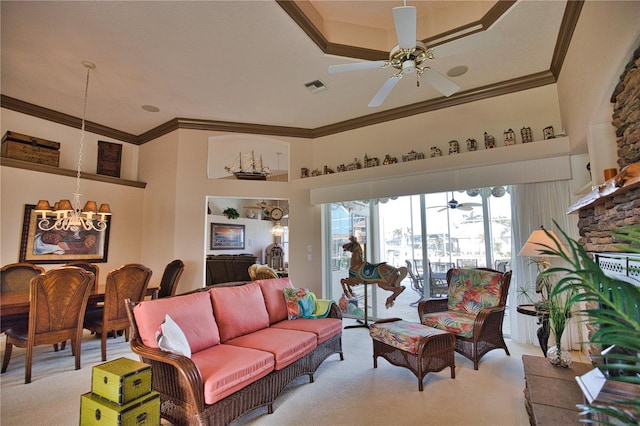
[422,68,460,97]
[328,61,386,74]
[393,6,417,49]
[437,207,448,213]
[457,205,474,211]
[368,74,402,107]
[434,28,502,58]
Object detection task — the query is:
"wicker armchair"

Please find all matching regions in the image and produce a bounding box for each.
[417,267,512,370]
[248,264,279,280]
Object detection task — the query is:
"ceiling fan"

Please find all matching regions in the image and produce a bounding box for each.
[428,197,482,213]
[328,3,500,107]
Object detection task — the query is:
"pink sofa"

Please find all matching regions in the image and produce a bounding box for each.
[125,278,343,426]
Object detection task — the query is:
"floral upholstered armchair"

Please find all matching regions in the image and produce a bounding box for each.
[417,268,512,370]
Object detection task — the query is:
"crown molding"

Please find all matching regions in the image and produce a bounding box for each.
[1,1,581,145]
[0,95,138,144]
[311,70,556,138]
[550,0,584,79]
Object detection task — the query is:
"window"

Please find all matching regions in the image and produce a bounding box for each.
[325,187,511,323]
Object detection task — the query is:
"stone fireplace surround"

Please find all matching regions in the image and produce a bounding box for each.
[570,45,640,253]
[568,45,640,363]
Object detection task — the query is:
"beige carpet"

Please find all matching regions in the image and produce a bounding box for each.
[0,323,555,426]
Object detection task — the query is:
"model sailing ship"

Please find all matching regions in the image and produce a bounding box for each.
[225,150,271,180]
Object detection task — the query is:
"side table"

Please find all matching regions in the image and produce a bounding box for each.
[517,304,549,356]
[523,355,593,425]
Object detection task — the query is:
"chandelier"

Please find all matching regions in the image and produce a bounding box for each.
[34,61,111,232]
[271,222,286,237]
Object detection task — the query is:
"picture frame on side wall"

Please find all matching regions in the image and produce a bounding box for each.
[210,223,245,250]
[19,204,111,263]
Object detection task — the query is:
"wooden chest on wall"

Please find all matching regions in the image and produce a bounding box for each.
[1,131,60,167]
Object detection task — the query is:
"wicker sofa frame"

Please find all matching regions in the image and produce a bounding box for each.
[417,268,512,370]
[125,298,343,426]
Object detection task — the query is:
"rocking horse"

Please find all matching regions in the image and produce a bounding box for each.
[340,236,407,308]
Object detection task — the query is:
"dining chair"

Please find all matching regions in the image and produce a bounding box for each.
[1,266,94,383]
[66,262,100,289]
[84,263,152,361]
[152,259,184,299]
[1,263,45,333]
[1,262,45,293]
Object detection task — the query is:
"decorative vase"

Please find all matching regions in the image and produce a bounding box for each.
[547,345,572,368]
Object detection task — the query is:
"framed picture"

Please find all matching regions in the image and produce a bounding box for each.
[19,204,111,264]
[210,223,245,250]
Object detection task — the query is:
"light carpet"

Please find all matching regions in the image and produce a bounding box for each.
[1,324,548,426]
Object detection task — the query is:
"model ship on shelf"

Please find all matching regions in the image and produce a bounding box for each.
[225,150,271,180]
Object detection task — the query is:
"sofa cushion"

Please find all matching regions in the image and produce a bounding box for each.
[271,318,342,344]
[191,344,275,405]
[225,328,317,370]
[447,268,503,315]
[209,282,270,342]
[134,291,220,353]
[256,277,294,324]
[421,311,477,338]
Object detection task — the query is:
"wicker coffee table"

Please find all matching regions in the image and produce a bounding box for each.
[369,318,455,391]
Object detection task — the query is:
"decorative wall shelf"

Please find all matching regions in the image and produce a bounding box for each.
[0,157,147,188]
[293,137,570,190]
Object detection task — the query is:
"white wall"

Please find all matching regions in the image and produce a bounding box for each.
[1,110,144,276]
[557,1,640,156]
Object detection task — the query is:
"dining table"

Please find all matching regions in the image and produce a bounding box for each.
[0,284,159,318]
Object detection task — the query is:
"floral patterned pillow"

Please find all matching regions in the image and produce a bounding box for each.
[447,268,503,315]
[284,287,313,320]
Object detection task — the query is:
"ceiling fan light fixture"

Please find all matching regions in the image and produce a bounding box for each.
[402,59,416,74]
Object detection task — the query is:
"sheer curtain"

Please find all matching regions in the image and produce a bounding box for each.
[509,180,585,352]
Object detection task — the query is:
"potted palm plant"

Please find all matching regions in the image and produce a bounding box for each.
[538,222,640,424]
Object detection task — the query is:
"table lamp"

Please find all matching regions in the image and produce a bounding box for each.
[518,226,567,304]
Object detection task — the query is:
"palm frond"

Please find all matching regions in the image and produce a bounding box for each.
[535,221,640,423]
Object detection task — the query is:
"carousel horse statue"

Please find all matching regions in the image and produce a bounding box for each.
[340,236,407,308]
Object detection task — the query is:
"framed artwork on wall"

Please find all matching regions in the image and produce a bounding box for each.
[210,223,245,250]
[19,204,111,263]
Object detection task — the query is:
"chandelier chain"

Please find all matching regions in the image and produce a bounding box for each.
[75,64,91,198]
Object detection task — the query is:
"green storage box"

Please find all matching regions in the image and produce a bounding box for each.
[80,391,159,426]
[92,358,152,405]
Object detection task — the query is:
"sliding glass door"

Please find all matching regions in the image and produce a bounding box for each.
[325,187,511,325]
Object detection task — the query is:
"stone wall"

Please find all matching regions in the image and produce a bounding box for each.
[577,45,640,252]
[611,46,640,169]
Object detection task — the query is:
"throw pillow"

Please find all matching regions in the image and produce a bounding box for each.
[156,314,191,358]
[284,287,312,320]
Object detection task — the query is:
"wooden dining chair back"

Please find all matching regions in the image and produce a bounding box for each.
[66,262,99,289]
[1,266,94,383]
[153,259,184,299]
[84,263,152,361]
[1,263,45,294]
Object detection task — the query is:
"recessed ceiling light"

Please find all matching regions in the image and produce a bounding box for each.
[141,105,160,112]
[447,65,468,78]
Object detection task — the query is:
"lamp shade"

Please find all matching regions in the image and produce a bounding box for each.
[518,227,566,257]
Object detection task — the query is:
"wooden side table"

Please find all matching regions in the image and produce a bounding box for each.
[522,355,593,425]
[517,304,550,356]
